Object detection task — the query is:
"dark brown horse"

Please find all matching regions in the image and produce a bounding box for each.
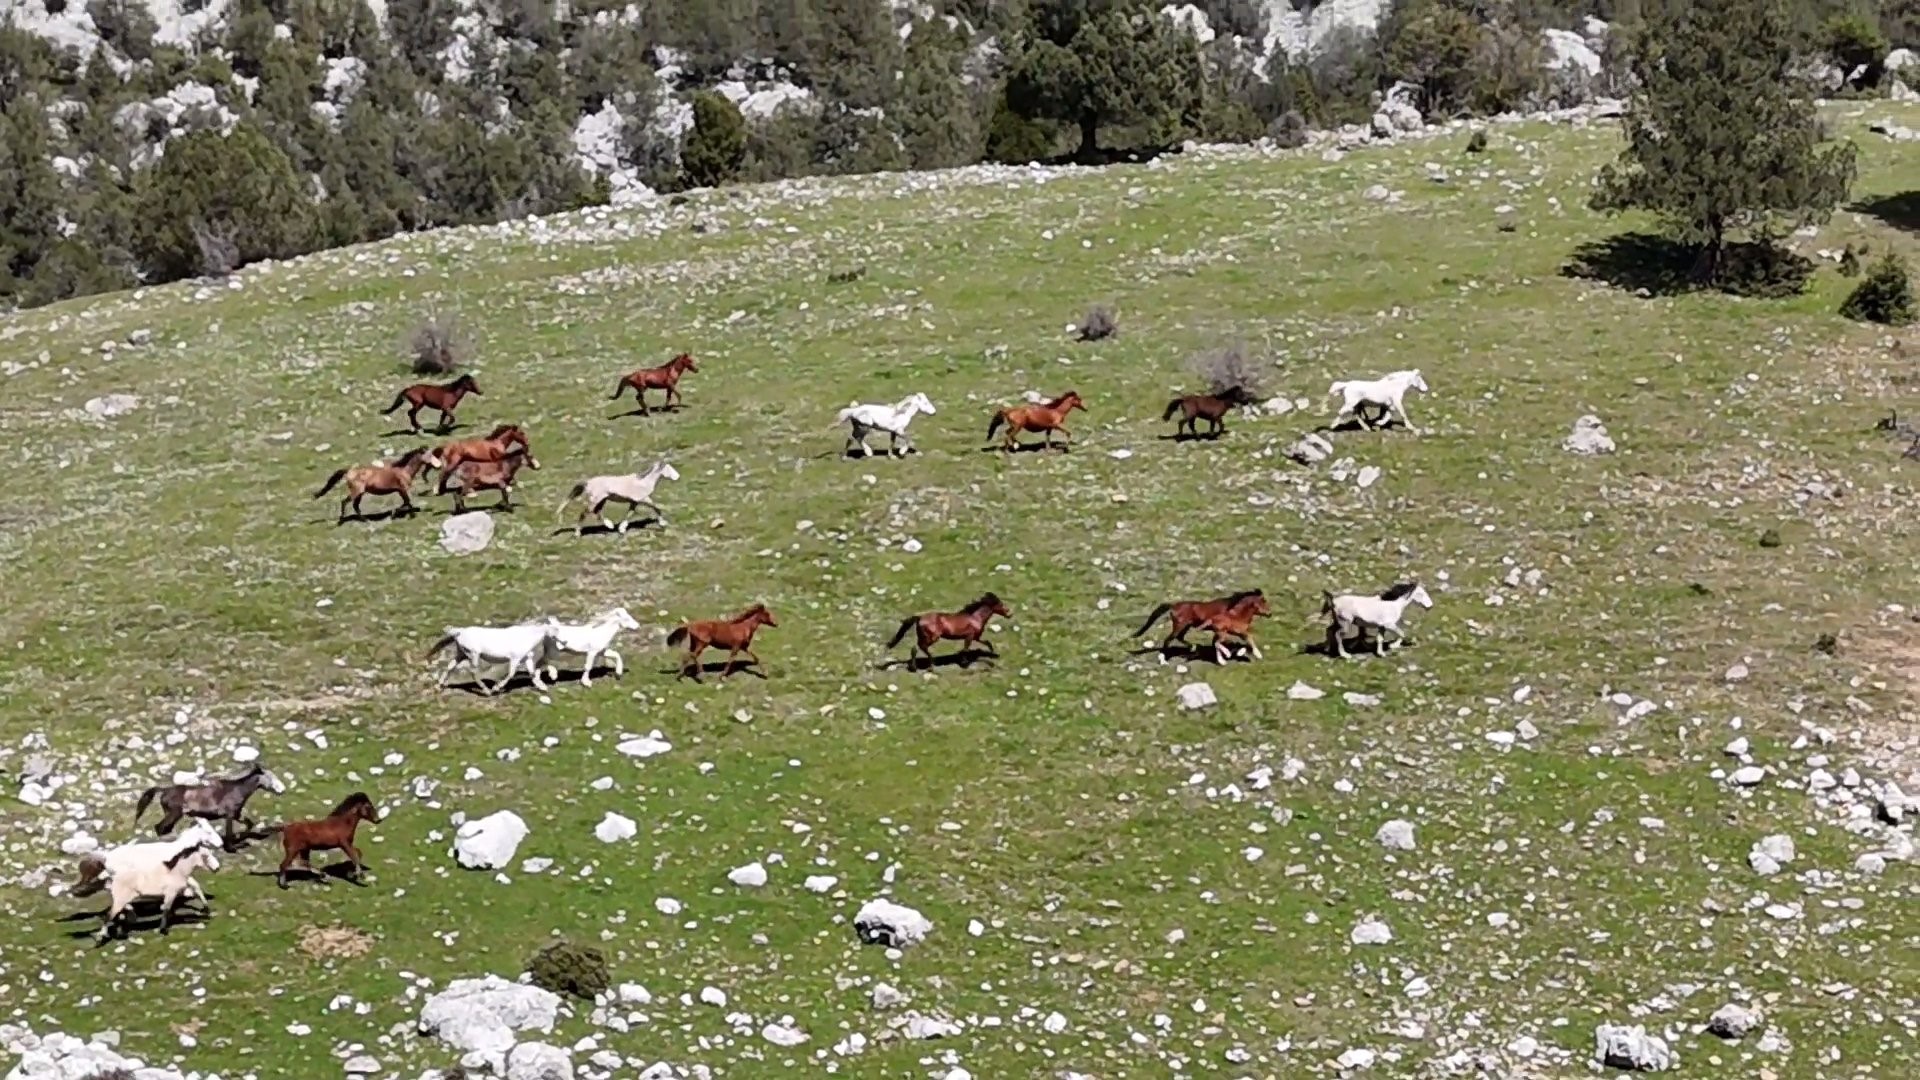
[1195,592,1274,664]
[440,447,540,513]
[1162,386,1257,439]
[133,762,282,849]
[382,373,481,433]
[270,792,380,889]
[430,423,529,479]
[667,603,777,680]
[987,391,1085,451]
[886,592,1011,669]
[1133,589,1267,654]
[611,353,699,415]
[314,447,441,523]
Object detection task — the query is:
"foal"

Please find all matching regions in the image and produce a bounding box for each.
[1162,386,1257,439]
[1133,589,1266,654]
[668,603,777,680]
[382,373,481,433]
[1196,592,1274,664]
[272,792,380,889]
[431,423,529,478]
[886,592,1010,669]
[987,391,1086,451]
[439,448,540,513]
[134,762,283,848]
[611,352,699,415]
[313,447,441,523]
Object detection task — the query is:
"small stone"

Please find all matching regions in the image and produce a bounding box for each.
[1175,682,1217,710]
[727,862,768,888]
[1374,820,1416,851]
[1707,1003,1760,1040]
[439,512,495,555]
[1350,917,1392,945]
[1730,766,1765,786]
[1287,681,1325,701]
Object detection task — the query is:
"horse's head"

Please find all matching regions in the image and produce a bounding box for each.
[333,791,380,823]
[491,423,528,448]
[911,393,937,415]
[453,374,481,394]
[178,819,225,854]
[1245,593,1273,618]
[977,592,1011,619]
[673,352,698,372]
[511,450,541,471]
[748,604,777,628]
[1409,583,1434,608]
[610,607,641,631]
[1404,369,1428,393]
[1056,391,1085,413]
[654,462,681,482]
[262,768,287,794]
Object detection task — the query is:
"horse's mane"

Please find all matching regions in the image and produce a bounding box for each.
[485,423,520,439]
[1224,588,1264,605]
[967,592,1003,611]
[330,791,374,817]
[1379,582,1418,601]
[734,603,769,621]
[1046,391,1080,408]
[447,373,478,387]
[225,762,265,781]
[392,446,430,466]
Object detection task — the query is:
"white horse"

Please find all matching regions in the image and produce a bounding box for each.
[1329,369,1428,431]
[429,621,554,694]
[834,393,937,457]
[71,820,224,943]
[1322,583,1434,658]
[541,607,643,687]
[555,461,680,533]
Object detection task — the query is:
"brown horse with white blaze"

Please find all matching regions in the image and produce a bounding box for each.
[886,592,1011,669]
[314,447,441,523]
[987,391,1085,451]
[667,603,777,680]
[611,352,699,414]
[382,373,481,433]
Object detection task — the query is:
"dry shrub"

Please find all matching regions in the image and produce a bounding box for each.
[409,312,472,375]
[526,939,610,999]
[828,266,866,284]
[1075,304,1117,342]
[1186,341,1269,399]
[298,923,374,960]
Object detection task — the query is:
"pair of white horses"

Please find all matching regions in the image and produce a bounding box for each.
[430,607,643,694]
[71,819,224,944]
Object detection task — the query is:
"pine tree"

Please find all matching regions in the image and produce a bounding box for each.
[0,96,69,305]
[1384,0,1483,116]
[132,123,315,281]
[681,90,747,187]
[1006,0,1201,157]
[894,20,982,169]
[1590,0,1857,287]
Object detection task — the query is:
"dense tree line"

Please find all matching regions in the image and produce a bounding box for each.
[2,0,1916,308]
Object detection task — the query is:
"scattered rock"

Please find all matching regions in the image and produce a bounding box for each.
[1287,680,1325,701]
[1562,414,1616,455]
[1707,1003,1760,1040]
[1175,682,1217,710]
[81,393,140,420]
[760,1020,808,1047]
[418,976,561,1057]
[728,861,768,887]
[440,511,495,555]
[453,810,529,870]
[1747,834,1795,876]
[1375,819,1416,851]
[1594,1023,1675,1071]
[870,982,907,1009]
[1286,432,1335,464]
[615,731,672,758]
[505,1041,574,1080]
[854,898,932,949]
[593,812,636,844]
[1350,916,1392,945]
[1730,766,1765,787]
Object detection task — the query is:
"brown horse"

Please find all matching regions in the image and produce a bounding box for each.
[382,373,481,433]
[886,592,1011,669]
[667,603,777,680]
[1163,386,1257,439]
[314,447,441,523]
[269,792,380,889]
[611,353,699,415]
[430,423,529,479]
[439,447,540,513]
[987,391,1085,451]
[1133,589,1267,654]
[1195,592,1274,664]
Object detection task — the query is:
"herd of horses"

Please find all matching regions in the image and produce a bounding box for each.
[67,348,1438,942]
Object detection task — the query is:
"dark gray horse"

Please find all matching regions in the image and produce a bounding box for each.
[133,762,283,848]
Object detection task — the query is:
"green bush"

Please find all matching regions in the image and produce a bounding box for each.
[1267,109,1309,149]
[1466,128,1489,153]
[526,939,610,1000]
[1840,252,1915,325]
[132,123,314,281]
[984,91,1057,164]
[680,91,746,189]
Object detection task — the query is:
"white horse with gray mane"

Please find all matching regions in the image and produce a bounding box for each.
[1329,369,1428,431]
[1322,582,1433,657]
[541,606,643,687]
[555,461,680,533]
[834,393,936,457]
[70,819,224,943]
[428,621,554,694]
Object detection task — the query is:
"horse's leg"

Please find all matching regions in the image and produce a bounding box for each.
[342,843,367,885]
[641,500,665,526]
[888,429,903,457]
[1392,397,1415,432]
[96,892,126,944]
[155,807,182,836]
[721,646,743,677]
[452,489,467,514]
[498,484,514,510]
[605,647,624,678]
[157,885,181,935]
[1245,632,1264,660]
[679,641,704,681]
[636,387,651,416]
[579,648,597,688]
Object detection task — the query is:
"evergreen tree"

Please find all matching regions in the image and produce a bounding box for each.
[87,0,158,62]
[1822,13,1887,90]
[0,96,69,305]
[1590,0,1857,286]
[1005,0,1201,156]
[1384,0,1483,116]
[132,123,315,281]
[681,90,747,187]
[894,20,982,169]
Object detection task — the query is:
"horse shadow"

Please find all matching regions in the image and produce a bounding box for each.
[610,404,686,420]
[1851,192,1920,233]
[841,446,919,461]
[1298,632,1408,659]
[59,900,212,940]
[1157,429,1229,444]
[1318,408,1401,435]
[663,659,768,681]
[552,519,665,538]
[442,670,548,697]
[877,648,998,672]
[979,441,1070,454]
[437,502,514,517]
[381,423,464,438]
[248,862,365,888]
[1127,641,1257,665]
[329,505,426,526]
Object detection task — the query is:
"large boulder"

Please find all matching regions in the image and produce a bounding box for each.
[505,1041,574,1080]
[1594,1023,1675,1071]
[418,976,561,1057]
[854,898,933,949]
[453,810,529,870]
[440,511,495,555]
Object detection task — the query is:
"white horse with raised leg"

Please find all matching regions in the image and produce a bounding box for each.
[1329,369,1428,431]
[555,461,680,533]
[428,622,554,694]
[542,606,642,687]
[70,819,224,943]
[834,393,936,457]
[1322,582,1433,658]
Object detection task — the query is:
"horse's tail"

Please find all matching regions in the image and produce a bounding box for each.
[132,786,160,826]
[1132,603,1173,639]
[70,855,108,898]
[313,468,347,498]
[886,616,917,650]
[609,377,630,401]
[666,626,689,648]
[1161,398,1183,421]
[986,409,1007,440]
[555,482,586,522]
[381,390,408,414]
[426,632,458,658]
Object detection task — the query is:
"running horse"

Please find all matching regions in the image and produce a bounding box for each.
[429,423,530,480]
[611,352,700,415]
[986,391,1085,452]
[1132,589,1267,655]
[886,592,1010,669]
[1194,591,1273,664]
[268,792,381,889]
[439,447,540,513]
[382,373,482,433]
[133,762,285,849]
[1162,385,1257,439]
[667,603,777,681]
[313,447,442,523]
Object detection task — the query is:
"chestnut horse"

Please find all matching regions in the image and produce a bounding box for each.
[886,592,1010,669]
[269,791,380,889]
[667,603,777,680]
[1133,589,1267,653]
[1195,592,1274,664]
[611,353,699,415]
[1162,386,1257,439]
[314,447,441,523]
[382,373,481,433]
[430,423,529,479]
[439,447,540,513]
[987,391,1085,451]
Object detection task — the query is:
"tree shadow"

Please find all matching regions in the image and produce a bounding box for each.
[1850,192,1920,233]
[877,648,999,672]
[1037,143,1178,168]
[1563,231,1814,298]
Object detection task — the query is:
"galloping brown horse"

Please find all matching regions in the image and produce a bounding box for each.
[1162,386,1257,439]
[439,448,540,513]
[269,792,380,889]
[382,373,481,433]
[1133,589,1268,654]
[430,423,529,479]
[667,603,777,680]
[611,353,699,415]
[314,447,441,523]
[886,592,1011,669]
[1195,592,1274,664]
[987,391,1085,451]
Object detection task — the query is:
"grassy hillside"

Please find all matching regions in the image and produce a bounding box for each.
[1,106,1917,1079]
